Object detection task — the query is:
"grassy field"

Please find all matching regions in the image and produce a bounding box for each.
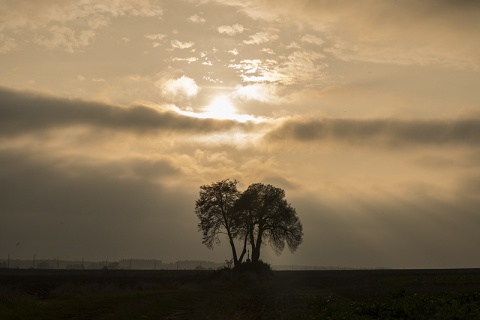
[1,268,480,319]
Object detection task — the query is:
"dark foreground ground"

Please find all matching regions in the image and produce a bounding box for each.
[1,268,480,319]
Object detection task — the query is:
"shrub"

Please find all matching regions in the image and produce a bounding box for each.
[233,261,272,275]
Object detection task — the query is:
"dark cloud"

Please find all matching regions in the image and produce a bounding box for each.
[0,149,207,261]
[0,86,242,137]
[2,145,480,267]
[266,118,480,147]
[413,152,480,169]
[456,174,480,200]
[287,189,480,269]
[435,0,480,9]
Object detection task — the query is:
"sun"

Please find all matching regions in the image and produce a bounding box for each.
[203,95,237,120]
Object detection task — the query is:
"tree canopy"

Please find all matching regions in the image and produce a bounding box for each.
[194,180,303,267]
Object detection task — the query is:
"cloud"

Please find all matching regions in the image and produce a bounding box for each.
[228,51,325,85]
[144,33,167,41]
[207,0,480,68]
[0,148,207,261]
[34,25,95,53]
[229,58,281,82]
[286,42,300,49]
[171,57,199,64]
[266,117,480,147]
[290,189,480,268]
[2,140,479,267]
[170,40,194,49]
[0,86,243,137]
[260,47,275,54]
[0,0,164,31]
[278,51,326,85]
[301,34,323,46]
[144,33,167,48]
[157,75,200,102]
[187,14,206,24]
[0,0,164,52]
[0,34,17,53]
[234,83,280,103]
[243,31,278,45]
[228,48,239,55]
[217,24,244,36]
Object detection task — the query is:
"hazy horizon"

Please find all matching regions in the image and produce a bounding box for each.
[0,257,402,271]
[1,0,480,269]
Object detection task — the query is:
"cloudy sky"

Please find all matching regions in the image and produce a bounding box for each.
[1,0,480,268]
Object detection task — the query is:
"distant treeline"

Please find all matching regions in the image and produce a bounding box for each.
[0,258,223,270]
[273,265,390,271]
[0,259,389,271]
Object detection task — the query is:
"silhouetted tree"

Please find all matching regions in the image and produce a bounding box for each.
[195,180,302,266]
[235,183,303,263]
[194,179,247,267]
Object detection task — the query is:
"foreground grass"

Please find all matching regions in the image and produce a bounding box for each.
[1,290,190,320]
[1,269,480,319]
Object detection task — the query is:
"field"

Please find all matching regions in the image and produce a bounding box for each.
[1,268,480,319]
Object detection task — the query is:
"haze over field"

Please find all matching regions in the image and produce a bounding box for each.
[1,0,479,269]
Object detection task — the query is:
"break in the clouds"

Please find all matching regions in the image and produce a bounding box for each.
[0,0,479,268]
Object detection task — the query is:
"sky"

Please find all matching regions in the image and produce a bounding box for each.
[1,0,480,269]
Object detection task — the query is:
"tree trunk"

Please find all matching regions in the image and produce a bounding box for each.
[223,204,238,267]
[252,245,261,263]
[238,235,248,264]
[252,227,263,263]
[248,224,257,262]
[228,235,239,267]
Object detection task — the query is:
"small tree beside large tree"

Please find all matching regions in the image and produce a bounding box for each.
[194,179,303,267]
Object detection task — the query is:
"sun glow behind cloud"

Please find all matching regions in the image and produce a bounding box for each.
[171,95,262,123]
[203,95,236,119]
